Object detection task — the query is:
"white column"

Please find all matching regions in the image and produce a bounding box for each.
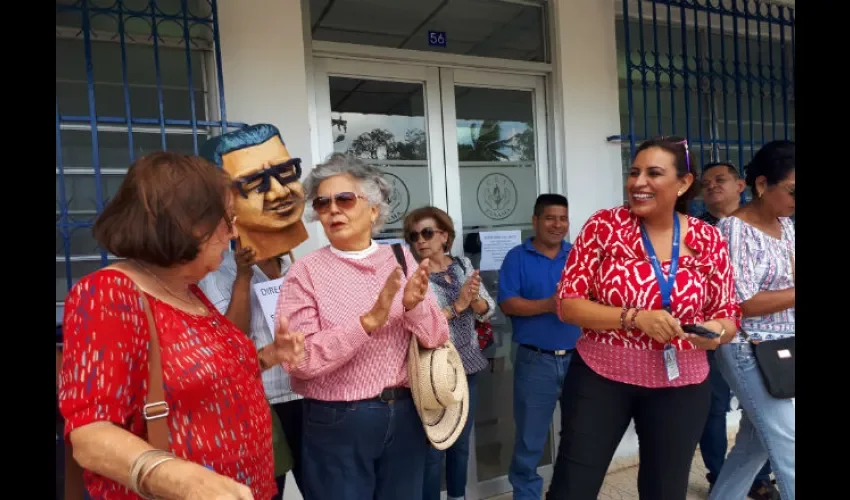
[550,0,624,239]
[217,0,326,258]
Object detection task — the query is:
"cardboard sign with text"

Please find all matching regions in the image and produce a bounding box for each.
[253,277,285,333]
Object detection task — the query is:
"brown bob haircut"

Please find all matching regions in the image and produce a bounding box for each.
[93,151,233,268]
[403,206,456,253]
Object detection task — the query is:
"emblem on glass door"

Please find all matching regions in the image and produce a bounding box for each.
[477,173,518,220]
[383,172,411,224]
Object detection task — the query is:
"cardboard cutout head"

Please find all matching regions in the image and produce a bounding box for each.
[201,124,309,261]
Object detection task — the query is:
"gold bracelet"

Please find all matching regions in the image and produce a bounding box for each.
[138,456,177,499]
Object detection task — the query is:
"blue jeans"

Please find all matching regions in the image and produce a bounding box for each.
[710,343,795,500]
[424,373,479,500]
[699,350,773,484]
[508,344,573,500]
[301,395,428,500]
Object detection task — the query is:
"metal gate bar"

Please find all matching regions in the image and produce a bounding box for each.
[614,0,795,187]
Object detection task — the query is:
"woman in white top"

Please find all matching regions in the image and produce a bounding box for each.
[711,140,795,500]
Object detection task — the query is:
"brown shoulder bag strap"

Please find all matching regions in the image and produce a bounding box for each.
[63,281,170,499]
[136,285,171,450]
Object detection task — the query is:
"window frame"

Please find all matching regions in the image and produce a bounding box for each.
[55,0,244,318]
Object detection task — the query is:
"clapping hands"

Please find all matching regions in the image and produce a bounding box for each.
[360,259,432,333]
[402,259,431,311]
[456,270,481,311]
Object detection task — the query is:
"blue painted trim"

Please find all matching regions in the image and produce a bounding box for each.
[56,99,74,292]
[181,0,200,154]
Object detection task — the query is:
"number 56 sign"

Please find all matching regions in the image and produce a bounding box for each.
[428,31,447,47]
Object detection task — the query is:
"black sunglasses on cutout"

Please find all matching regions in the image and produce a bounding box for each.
[232,158,302,198]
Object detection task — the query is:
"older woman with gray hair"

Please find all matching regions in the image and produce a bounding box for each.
[274,153,449,500]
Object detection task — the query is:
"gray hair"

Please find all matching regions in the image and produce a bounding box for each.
[303,153,392,233]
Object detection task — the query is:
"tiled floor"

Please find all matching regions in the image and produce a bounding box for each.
[486,449,714,500]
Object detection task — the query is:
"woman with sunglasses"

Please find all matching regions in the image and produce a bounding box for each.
[710,140,796,500]
[275,153,449,500]
[546,136,741,500]
[403,206,495,500]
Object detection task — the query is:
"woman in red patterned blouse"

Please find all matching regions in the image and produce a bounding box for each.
[59,152,302,500]
[546,137,741,500]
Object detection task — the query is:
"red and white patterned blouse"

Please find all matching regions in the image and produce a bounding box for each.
[59,269,276,500]
[556,206,741,388]
[276,244,450,402]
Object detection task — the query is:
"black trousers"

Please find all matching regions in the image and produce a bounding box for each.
[272,399,304,499]
[546,353,710,500]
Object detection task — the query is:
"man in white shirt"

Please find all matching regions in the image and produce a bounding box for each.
[198,124,309,498]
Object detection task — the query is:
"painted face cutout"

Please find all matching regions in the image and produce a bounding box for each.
[211,125,309,260]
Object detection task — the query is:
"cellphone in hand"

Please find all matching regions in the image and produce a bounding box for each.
[681,324,720,339]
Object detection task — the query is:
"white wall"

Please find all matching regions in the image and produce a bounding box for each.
[550,0,624,240]
[217,0,325,263]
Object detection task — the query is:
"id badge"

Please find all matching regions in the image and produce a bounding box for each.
[663,344,680,381]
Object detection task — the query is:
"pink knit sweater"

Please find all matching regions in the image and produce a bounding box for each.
[275,244,450,401]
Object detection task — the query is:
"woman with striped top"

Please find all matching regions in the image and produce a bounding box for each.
[711,140,796,500]
[404,206,496,500]
[275,154,449,500]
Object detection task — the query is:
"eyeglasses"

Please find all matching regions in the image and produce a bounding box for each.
[232,158,302,198]
[407,227,444,243]
[311,192,367,213]
[656,136,691,173]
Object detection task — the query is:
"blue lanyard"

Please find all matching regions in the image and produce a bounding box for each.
[640,214,680,312]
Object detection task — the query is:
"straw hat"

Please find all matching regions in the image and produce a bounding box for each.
[407,337,469,451]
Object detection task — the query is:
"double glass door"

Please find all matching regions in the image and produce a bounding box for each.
[314,57,556,499]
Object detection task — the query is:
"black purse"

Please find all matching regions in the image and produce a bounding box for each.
[746,333,795,399]
[742,251,795,399]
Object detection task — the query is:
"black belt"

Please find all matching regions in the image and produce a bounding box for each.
[520,344,575,356]
[367,387,411,403]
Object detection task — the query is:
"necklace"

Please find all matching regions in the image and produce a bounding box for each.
[134,261,207,315]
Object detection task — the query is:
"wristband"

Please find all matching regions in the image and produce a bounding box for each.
[620,307,631,330]
[627,308,642,330]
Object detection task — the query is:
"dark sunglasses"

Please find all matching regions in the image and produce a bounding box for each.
[312,191,366,213]
[407,227,443,243]
[232,158,302,198]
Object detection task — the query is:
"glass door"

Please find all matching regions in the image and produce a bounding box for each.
[440,69,554,500]
[314,58,555,500]
[313,58,447,243]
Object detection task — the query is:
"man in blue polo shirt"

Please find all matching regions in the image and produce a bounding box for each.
[498,194,581,500]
